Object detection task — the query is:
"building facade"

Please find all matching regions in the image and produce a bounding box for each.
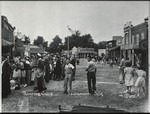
[61,47,97,58]
[78,47,97,58]
[24,44,46,57]
[106,36,123,62]
[2,16,15,58]
[121,18,148,68]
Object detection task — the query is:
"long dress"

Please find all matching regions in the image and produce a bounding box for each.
[134,70,146,87]
[124,67,134,86]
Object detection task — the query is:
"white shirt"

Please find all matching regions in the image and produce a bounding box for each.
[65,63,74,74]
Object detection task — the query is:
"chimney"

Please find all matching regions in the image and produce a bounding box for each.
[144,17,148,22]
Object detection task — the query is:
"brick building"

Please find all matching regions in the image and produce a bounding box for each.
[121,18,148,69]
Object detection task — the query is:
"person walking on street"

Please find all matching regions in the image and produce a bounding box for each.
[119,55,126,84]
[86,56,97,95]
[70,54,76,81]
[63,58,74,94]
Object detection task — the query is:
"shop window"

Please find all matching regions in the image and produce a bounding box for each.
[126,35,128,44]
[136,34,139,45]
[141,32,144,39]
[131,35,135,44]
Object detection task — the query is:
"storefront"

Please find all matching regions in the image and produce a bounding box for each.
[121,18,148,65]
[78,48,97,58]
[2,16,15,59]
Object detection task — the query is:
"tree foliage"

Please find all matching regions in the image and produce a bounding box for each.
[48,35,63,54]
[98,41,107,49]
[33,36,44,46]
[63,33,95,50]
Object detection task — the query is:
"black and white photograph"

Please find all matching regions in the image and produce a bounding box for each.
[1,1,149,113]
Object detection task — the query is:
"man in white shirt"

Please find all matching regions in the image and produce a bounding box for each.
[63,58,74,94]
[86,56,97,95]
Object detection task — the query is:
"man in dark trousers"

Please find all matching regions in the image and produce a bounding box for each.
[86,56,97,95]
[2,53,11,98]
[70,54,76,81]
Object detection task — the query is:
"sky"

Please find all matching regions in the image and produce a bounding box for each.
[0,1,149,45]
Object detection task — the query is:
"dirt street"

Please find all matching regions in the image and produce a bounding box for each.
[2,59,148,113]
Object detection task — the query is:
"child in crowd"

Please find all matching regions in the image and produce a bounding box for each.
[13,67,21,90]
[134,66,146,97]
[63,58,74,94]
[124,61,135,94]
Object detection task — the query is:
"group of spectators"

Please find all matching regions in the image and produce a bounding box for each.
[2,53,77,98]
[119,55,146,97]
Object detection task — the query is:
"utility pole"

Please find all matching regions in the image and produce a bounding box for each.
[68,35,69,58]
[67,25,75,58]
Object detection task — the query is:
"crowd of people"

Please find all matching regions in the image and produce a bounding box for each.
[2,52,146,98]
[2,53,77,98]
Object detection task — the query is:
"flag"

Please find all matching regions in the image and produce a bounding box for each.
[67,25,74,33]
[67,25,72,31]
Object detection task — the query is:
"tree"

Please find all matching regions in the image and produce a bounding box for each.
[33,36,44,46]
[98,41,107,49]
[63,33,95,50]
[22,35,30,44]
[48,35,63,54]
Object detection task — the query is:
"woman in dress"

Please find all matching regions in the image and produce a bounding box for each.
[134,66,146,97]
[124,61,134,94]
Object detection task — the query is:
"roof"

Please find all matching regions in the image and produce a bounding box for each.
[30,46,45,53]
[2,39,13,46]
[106,40,114,43]
[72,46,77,50]
[107,46,120,51]
[78,50,97,54]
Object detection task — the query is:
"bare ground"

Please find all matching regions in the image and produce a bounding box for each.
[2,59,148,113]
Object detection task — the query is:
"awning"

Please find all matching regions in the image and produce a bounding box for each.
[2,39,13,46]
[108,46,120,51]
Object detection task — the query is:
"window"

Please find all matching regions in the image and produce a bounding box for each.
[136,34,139,45]
[131,35,135,44]
[126,35,128,44]
[141,33,144,39]
[123,37,125,44]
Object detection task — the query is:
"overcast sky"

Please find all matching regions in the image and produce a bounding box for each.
[0,1,149,44]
